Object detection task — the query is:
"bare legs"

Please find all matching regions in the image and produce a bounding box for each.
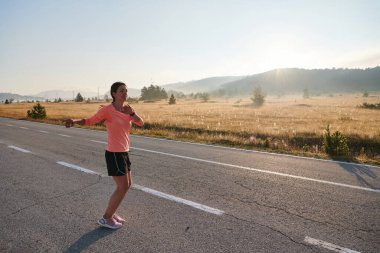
[103,171,132,219]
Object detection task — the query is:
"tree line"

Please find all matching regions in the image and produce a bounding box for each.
[140,85,168,101]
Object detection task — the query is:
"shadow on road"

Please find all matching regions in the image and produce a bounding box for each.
[64,227,116,253]
[339,163,379,190]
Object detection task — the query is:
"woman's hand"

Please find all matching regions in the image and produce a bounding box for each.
[123,105,144,126]
[65,119,85,128]
[123,105,135,115]
[66,119,74,128]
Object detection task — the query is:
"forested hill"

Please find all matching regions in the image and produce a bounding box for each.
[162,67,380,95]
[162,76,245,93]
[220,67,380,95]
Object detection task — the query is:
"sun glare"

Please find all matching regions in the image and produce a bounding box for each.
[240,31,323,73]
[259,34,300,69]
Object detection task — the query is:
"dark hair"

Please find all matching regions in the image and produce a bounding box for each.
[110,82,126,102]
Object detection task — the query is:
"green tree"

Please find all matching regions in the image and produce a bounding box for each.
[5,98,15,104]
[75,93,84,102]
[199,93,210,102]
[169,94,176,104]
[251,86,265,107]
[323,125,349,157]
[27,102,47,119]
[140,85,168,100]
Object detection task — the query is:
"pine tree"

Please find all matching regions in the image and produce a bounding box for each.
[251,86,265,107]
[75,93,84,102]
[140,85,168,100]
[27,102,47,119]
[169,94,176,104]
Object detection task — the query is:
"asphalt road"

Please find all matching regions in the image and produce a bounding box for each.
[0,117,379,253]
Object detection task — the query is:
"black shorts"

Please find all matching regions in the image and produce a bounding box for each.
[105,150,131,176]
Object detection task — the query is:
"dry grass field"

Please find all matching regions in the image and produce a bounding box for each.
[1,93,379,164]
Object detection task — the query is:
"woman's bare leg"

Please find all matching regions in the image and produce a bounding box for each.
[103,171,132,219]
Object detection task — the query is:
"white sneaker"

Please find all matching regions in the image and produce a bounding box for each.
[113,214,126,224]
[97,217,122,229]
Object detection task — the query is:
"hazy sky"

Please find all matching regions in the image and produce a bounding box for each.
[1,0,379,95]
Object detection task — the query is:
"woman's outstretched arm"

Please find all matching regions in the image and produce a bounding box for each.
[65,119,85,128]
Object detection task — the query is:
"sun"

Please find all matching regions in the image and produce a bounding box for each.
[246,32,315,72]
[260,34,299,69]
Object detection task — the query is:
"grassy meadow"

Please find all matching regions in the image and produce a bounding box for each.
[1,93,379,165]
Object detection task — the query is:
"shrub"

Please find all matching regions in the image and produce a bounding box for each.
[198,93,210,102]
[323,125,349,157]
[27,102,47,119]
[251,86,265,107]
[359,102,380,110]
[263,139,270,148]
[169,94,176,104]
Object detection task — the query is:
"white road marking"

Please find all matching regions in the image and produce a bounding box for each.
[91,140,107,144]
[133,135,380,169]
[56,160,224,215]
[304,236,361,253]
[39,130,49,133]
[89,140,379,193]
[19,127,29,129]
[2,118,379,169]
[133,184,224,215]
[58,134,71,138]
[131,147,380,193]
[8,145,32,153]
[57,161,101,175]
[6,124,14,127]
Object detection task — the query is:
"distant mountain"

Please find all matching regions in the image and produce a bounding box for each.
[34,88,141,100]
[3,68,379,102]
[162,76,245,94]
[1,88,141,102]
[0,93,44,102]
[34,90,98,100]
[220,67,380,95]
[162,67,380,96]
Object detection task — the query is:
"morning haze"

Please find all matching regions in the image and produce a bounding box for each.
[1,1,379,94]
[1,2,380,252]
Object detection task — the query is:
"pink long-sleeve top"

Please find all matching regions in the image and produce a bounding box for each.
[84,104,137,152]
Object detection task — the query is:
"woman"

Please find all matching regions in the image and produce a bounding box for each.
[66,82,144,229]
